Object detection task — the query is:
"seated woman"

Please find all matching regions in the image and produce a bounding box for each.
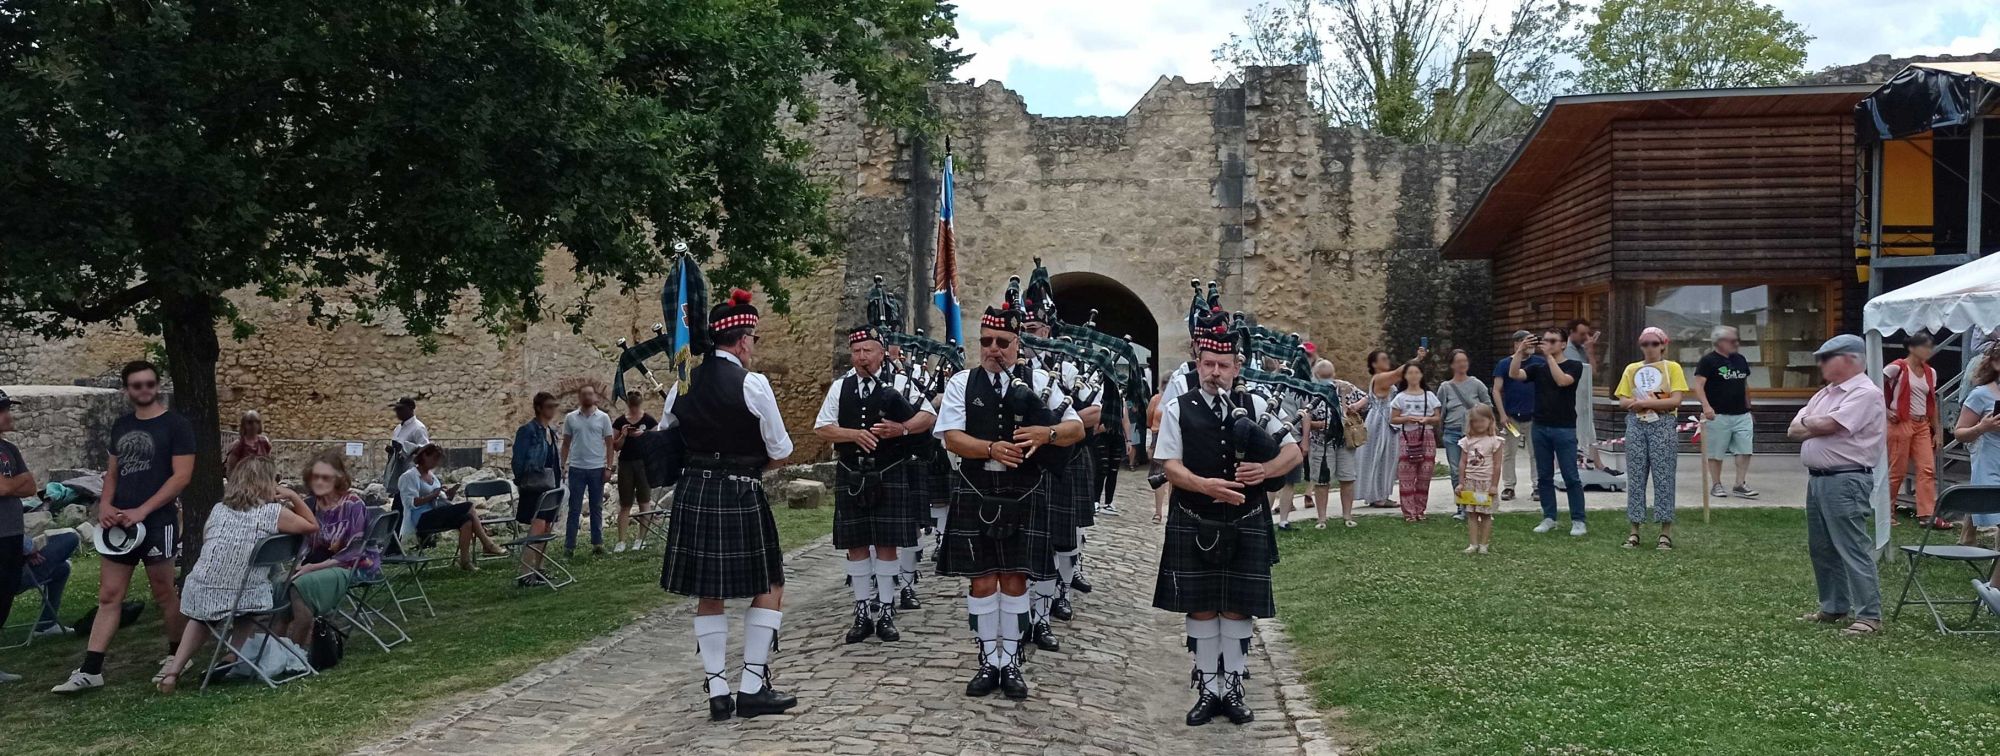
[399,443,507,570]
[158,457,319,693]
[14,529,82,637]
[286,452,379,644]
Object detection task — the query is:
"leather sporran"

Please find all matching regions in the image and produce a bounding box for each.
[1193,517,1239,567]
[977,495,1025,540]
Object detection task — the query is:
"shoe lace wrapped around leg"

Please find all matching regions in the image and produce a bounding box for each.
[743,662,774,690]
[705,670,729,694]
[1223,671,1247,706]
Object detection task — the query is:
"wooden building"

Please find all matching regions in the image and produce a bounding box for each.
[1443,85,1878,449]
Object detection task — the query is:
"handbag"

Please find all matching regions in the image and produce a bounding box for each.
[1342,410,1368,450]
[310,618,347,670]
[519,466,557,492]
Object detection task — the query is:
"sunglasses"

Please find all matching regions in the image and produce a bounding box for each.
[980,336,1014,349]
[125,380,158,390]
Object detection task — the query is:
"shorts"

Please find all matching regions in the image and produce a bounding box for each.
[515,484,561,525]
[1306,438,1355,485]
[1703,413,1754,460]
[616,465,653,510]
[101,518,179,567]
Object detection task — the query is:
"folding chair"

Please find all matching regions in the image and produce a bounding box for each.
[463,478,520,563]
[335,511,411,651]
[2,580,59,650]
[200,533,316,690]
[629,486,673,551]
[380,511,443,620]
[1892,484,2000,635]
[503,487,576,590]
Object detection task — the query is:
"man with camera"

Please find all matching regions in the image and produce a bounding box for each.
[1153,312,1301,727]
[812,324,936,645]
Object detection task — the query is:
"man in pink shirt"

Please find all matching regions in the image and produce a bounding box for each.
[1788,334,1886,636]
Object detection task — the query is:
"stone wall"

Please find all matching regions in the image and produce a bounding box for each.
[0,66,1510,460]
[0,385,128,479]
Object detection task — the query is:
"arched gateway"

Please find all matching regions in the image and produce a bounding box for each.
[1048,272,1160,379]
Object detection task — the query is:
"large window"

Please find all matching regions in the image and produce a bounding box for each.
[1644,283,1833,391]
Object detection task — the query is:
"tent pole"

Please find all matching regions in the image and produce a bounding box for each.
[1970,116,1986,260]
[1866,329,1890,556]
[1869,143,1885,299]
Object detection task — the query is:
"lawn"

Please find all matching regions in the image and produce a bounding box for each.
[0,505,832,756]
[1273,508,2000,756]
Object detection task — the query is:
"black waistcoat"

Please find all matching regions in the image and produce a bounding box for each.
[1171,389,1266,520]
[673,355,768,464]
[836,372,925,465]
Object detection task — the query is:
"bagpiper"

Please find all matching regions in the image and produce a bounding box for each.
[811,324,937,643]
[934,291,1084,700]
[658,289,799,722]
[1019,304,1098,642]
[885,339,943,610]
[1153,309,1301,726]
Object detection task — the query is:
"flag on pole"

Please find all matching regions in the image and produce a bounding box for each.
[932,154,962,346]
[661,252,709,393]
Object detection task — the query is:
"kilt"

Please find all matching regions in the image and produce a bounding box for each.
[927,450,956,508]
[660,470,785,599]
[938,465,1056,581]
[1151,500,1276,618]
[832,457,922,549]
[1046,448,1090,550]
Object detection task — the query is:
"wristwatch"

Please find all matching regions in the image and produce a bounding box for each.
[1047,428,1057,443]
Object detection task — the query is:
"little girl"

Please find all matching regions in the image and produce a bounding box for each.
[1456,405,1504,554]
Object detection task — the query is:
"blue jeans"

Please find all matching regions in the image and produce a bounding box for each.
[15,531,78,628]
[1532,424,1586,522]
[566,467,607,551]
[1441,428,1465,486]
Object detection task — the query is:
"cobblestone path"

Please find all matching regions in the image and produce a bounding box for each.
[354,472,1335,756]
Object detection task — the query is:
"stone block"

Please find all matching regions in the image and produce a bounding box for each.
[782,479,828,509]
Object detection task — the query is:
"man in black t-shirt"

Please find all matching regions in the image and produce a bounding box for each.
[1509,327,1588,537]
[52,361,196,694]
[1693,326,1759,499]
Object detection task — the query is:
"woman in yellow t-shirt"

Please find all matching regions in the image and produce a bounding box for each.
[1614,326,1689,550]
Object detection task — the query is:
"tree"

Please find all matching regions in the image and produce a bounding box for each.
[0,0,957,564]
[1213,0,1578,143]
[1573,0,1810,93]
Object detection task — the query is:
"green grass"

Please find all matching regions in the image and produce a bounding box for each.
[1274,509,2000,756]
[0,505,832,756]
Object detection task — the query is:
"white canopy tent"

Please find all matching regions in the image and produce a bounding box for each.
[1861,253,2000,548]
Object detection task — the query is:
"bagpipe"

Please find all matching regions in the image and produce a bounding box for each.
[863,274,958,417]
[1019,258,1153,422]
[610,248,709,489]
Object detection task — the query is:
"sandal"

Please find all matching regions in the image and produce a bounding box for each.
[1797,611,1848,624]
[156,671,179,695]
[1345,519,1358,528]
[1622,533,1640,549]
[1314,521,1327,530]
[1656,535,1674,551]
[1839,620,1882,636]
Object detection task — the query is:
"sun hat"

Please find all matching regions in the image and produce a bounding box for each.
[93,521,147,557]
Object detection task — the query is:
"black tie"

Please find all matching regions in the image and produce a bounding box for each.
[1212,394,1228,418]
[992,373,1004,394]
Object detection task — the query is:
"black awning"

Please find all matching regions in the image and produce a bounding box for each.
[1856,63,2000,143]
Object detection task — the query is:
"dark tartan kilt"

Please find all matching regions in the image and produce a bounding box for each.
[660,471,785,599]
[938,465,1056,581]
[832,458,922,550]
[1151,495,1276,618]
[1047,447,1090,541]
[926,451,955,508]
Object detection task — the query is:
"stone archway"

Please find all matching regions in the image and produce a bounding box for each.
[1048,272,1160,377]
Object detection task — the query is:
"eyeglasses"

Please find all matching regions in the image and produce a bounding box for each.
[309,472,338,482]
[980,336,1014,348]
[125,380,158,390]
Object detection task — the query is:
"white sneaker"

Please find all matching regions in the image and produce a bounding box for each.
[1477,544,1491,555]
[633,539,646,550]
[1463,545,1479,554]
[1974,579,2000,615]
[1570,521,1588,537]
[1533,518,1557,534]
[51,669,104,693]
[32,623,73,639]
[613,541,629,554]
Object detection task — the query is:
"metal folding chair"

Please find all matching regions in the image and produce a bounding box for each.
[2,580,59,650]
[336,511,411,651]
[1892,484,2000,635]
[629,486,672,551]
[503,487,575,590]
[463,478,520,563]
[381,510,443,620]
[200,533,316,690]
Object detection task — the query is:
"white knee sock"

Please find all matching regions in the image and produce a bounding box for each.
[932,505,950,535]
[694,614,731,697]
[968,592,1001,667]
[998,591,1030,668]
[897,547,919,587]
[740,608,782,694]
[1029,579,1056,624]
[1054,549,1078,587]
[1187,616,1222,695]
[845,558,872,607]
[1219,616,1254,677]
[872,557,899,607]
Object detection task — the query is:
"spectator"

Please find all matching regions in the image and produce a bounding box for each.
[1275,372,1307,531]
[1457,406,1504,555]
[54,361,195,694]
[1693,326,1759,499]
[561,385,616,557]
[1565,318,1601,465]
[1952,341,2000,610]
[1389,362,1441,522]
[1301,360,1365,529]
[398,444,507,571]
[383,396,429,492]
[1614,327,1687,550]
[1,389,36,684]
[1789,334,1886,636]
[156,457,319,693]
[1884,332,1943,528]
[1492,330,1540,502]
[1355,349,1414,508]
[511,391,563,586]
[1511,328,1588,537]
[610,390,659,553]
[285,453,375,645]
[1148,381,1167,524]
[1438,349,1493,521]
[13,531,82,641]
[223,410,272,472]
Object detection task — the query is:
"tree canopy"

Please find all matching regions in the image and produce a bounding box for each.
[1573,0,1811,92]
[0,0,959,558]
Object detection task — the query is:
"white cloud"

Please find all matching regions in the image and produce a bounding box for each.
[958,1,2000,116]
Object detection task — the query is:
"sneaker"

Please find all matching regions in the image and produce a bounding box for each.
[613,541,628,554]
[1477,544,1490,555]
[1463,545,1479,554]
[32,623,73,639]
[1103,503,1122,516]
[634,539,646,550]
[1973,579,2000,615]
[1452,510,1467,522]
[591,545,606,556]
[1277,521,1292,531]
[1533,518,1557,534]
[1732,484,1760,499]
[1569,521,1588,537]
[1710,483,1728,499]
[0,669,20,684]
[51,669,104,694]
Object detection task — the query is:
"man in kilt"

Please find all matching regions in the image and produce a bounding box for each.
[934,301,1084,700]
[1022,310,1097,643]
[885,341,938,611]
[658,289,798,722]
[812,326,936,643]
[1153,311,1301,727]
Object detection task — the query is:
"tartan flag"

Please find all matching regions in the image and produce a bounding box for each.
[662,253,709,393]
[932,154,962,346]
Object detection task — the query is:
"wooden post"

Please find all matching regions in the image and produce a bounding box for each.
[1699,419,1711,524]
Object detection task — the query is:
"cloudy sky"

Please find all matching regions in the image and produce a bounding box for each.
[954,0,2000,116]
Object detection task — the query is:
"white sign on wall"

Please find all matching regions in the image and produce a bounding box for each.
[344,442,364,457]
[485,439,505,454]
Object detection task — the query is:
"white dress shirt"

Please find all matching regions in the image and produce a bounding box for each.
[661,350,793,461]
[812,367,938,429]
[934,367,1081,472]
[392,417,430,453]
[1154,386,1296,462]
